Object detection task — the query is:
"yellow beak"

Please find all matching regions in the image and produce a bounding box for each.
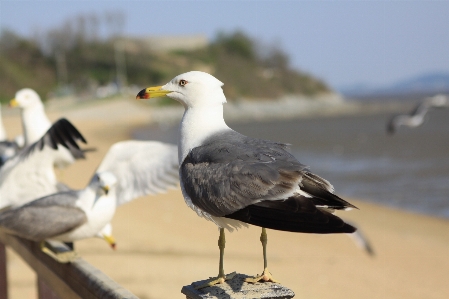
[103,234,116,250]
[136,86,170,99]
[102,186,110,195]
[9,98,18,107]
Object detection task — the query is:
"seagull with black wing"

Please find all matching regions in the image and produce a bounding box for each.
[137,71,357,288]
[0,118,88,210]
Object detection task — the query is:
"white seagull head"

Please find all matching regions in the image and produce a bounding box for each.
[96,171,118,196]
[137,71,226,108]
[10,88,43,110]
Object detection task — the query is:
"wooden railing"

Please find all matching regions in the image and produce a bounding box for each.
[0,229,139,299]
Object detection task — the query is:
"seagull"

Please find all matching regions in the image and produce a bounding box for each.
[387,94,448,134]
[0,140,179,261]
[0,105,7,142]
[61,139,179,248]
[0,118,87,210]
[9,88,51,145]
[136,71,357,288]
[0,105,21,167]
[0,140,20,168]
[0,171,118,263]
[10,88,84,168]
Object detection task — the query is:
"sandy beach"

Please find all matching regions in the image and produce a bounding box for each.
[2,98,449,299]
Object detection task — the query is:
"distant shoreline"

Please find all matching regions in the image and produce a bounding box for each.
[2,92,415,128]
[140,94,413,126]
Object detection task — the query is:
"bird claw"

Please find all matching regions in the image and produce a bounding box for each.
[194,271,237,289]
[40,242,79,263]
[245,268,279,284]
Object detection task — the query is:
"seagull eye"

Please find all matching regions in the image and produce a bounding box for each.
[179,79,188,86]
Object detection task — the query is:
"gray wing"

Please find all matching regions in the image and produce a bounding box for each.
[181,130,354,218]
[0,191,87,241]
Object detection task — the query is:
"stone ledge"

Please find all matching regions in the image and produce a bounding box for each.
[181,273,295,299]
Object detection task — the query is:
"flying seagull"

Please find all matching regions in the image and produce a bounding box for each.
[0,118,87,210]
[10,88,88,169]
[137,71,357,288]
[0,171,118,263]
[387,94,448,134]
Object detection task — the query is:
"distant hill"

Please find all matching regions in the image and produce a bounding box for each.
[340,72,449,98]
[0,28,331,103]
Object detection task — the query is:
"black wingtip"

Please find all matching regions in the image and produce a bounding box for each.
[226,201,358,235]
[19,118,89,161]
[56,118,88,144]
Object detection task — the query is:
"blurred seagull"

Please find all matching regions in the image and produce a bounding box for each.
[0,105,21,167]
[0,140,179,261]
[10,88,89,168]
[0,139,20,168]
[137,71,357,288]
[9,89,50,145]
[55,139,179,227]
[0,171,118,263]
[0,118,87,210]
[387,94,448,134]
[77,140,178,249]
[0,106,6,142]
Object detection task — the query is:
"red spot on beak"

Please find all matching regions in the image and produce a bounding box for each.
[136,88,149,99]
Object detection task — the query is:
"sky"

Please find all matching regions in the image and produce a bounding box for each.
[1,0,448,90]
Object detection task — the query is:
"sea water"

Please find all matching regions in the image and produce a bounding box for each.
[134,108,449,219]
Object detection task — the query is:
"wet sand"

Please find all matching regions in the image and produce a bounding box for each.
[2,98,449,299]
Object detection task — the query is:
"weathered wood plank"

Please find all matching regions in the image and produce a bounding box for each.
[0,243,7,299]
[0,229,139,299]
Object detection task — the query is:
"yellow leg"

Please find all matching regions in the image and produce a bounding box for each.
[246,228,279,283]
[40,241,79,263]
[195,228,236,289]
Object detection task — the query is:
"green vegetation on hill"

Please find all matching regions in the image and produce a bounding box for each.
[174,31,330,99]
[0,27,331,103]
[0,30,56,102]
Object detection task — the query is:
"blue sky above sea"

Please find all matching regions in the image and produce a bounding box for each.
[1,0,448,90]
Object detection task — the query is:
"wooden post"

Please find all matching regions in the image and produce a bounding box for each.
[37,277,61,299]
[0,230,139,299]
[0,243,7,299]
[181,273,295,299]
